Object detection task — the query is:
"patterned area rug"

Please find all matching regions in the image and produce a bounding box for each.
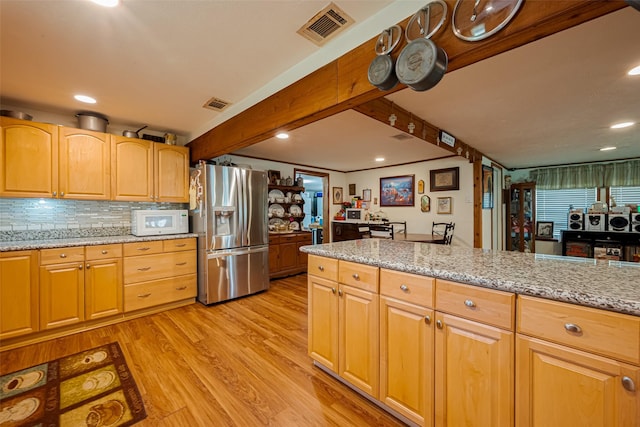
[0,342,146,426]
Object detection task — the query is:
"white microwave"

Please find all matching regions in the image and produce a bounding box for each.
[345,208,365,221]
[131,209,189,236]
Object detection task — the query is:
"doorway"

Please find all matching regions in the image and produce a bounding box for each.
[294,168,329,244]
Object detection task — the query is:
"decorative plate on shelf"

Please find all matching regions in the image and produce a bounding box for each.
[268,189,285,199]
[289,205,302,215]
[292,194,303,202]
[268,204,285,217]
[289,221,300,231]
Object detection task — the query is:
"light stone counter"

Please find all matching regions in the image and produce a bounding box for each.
[0,233,197,252]
[300,239,640,317]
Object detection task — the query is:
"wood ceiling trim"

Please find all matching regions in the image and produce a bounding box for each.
[188,1,627,162]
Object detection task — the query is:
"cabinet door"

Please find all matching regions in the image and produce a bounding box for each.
[516,335,639,427]
[58,127,111,200]
[40,262,84,329]
[308,275,339,372]
[269,243,280,276]
[0,251,39,339]
[435,312,514,427]
[85,258,123,320]
[380,296,434,426]
[155,144,189,202]
[340,283,379,398]
[111,136,153,201]
[0,117,58,198]
[279,239,297,271]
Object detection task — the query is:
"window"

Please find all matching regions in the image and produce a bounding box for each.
[536,188,597,239]
[610,186,640,207]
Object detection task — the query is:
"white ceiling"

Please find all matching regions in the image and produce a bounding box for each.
[1,2,639,172]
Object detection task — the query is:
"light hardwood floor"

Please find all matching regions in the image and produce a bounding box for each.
[0,274,406,426]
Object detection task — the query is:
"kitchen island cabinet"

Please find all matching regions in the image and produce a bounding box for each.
[0,250,39,340]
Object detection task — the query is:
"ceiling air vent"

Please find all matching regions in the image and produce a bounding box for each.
[391,133,413,141]
[203,96,231,112]
[297,2,354,46]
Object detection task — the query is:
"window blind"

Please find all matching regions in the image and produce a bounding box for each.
[536,188,597,239]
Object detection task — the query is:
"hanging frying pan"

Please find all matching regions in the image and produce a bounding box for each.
[367,25,402,91]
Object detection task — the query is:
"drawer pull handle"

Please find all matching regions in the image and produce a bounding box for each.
[400,284,409,292]
[101,250,108,254]
[318,265,325,272]
[436,320,443,329]
[338,289,343,297]
[137,247,151,251]
[464,299,476,308]
[176,286,187,290]
[176,262,187,266]
[60,254,67,258]
[622,376,636,392]
[352,273,360,280]
[137,293,151,298]
[176,243,186,247]
[331,287,336,294]
[564,323,582,334]
[424,315,431,325]
[137,267,151,271]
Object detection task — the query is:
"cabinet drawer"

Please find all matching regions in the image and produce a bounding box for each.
[517,295,640,365]
[123,240,164,257]
[125,274,196,312]
[85,244,122,260]
[163,238,196,252]
[380,269,434,307]
[269,234,280,245]
[124,250,196,284]
[297,233,312,243]
[308,255,338,281]
[40,247,84,265]
[280,234,298,244]
[436,279,515,330]
[339,260,379,293]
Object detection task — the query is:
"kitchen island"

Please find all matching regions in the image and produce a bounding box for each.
[300,239,639,427]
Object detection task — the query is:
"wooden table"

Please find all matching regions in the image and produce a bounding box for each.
[393,233,445,243]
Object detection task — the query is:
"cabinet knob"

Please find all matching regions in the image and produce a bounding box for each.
[78,264,83,270]
[622,376,636,392]
[436,320,443,329]
[318,265,325,272]
[564,323,582,334]
[424,315,431,325]
[331,287,336,294]
[101,250,108,254]
[86,264,91,269]
[60,191,65,196]
[352,273,360,280]
[60,253,67,258]
[338,289,343,297]
[53,191,57,196]
[400,284,409,292]
[464,299,476,308]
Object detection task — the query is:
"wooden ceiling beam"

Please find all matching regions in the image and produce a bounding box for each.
[187,1,627,162]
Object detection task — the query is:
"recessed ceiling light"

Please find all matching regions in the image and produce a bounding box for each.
[610,121,635,129]
[91,0,119,7]
[375,157,385,162]
[275,132,289,140]
[74,94,96,104]
[600,146,616,151]
[628,65,640,76]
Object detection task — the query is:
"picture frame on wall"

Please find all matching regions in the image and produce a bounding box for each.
[430,167,459,191]
[348,183,356,196]
[267,170,281,185]
[417,179,425,194]
[437,197,452,214]
[536,221,554,239]
[332,187,343,204]
[380,175,415,207]
[420,195,431,212]
[362,188,372,202]
[482,165,494,209]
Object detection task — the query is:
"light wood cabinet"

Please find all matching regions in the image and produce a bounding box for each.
[84,244,123,320]
[123,238,196,312]
[39,247,85,330]
[434,279,515,427]
[308,273,339,372]
[111,136,189,202]
[380,269,435,427]
[0,117,58,198]
[0,250,39,340]
[58,126,111,200]
[516,295,640,426]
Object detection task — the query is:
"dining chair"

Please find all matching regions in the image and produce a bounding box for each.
[432,222,455,245]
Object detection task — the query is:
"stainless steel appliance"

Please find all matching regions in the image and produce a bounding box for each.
[190,162,269,304]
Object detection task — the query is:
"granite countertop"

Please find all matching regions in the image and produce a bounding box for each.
[0,233,198,252]
[300,239,640,317]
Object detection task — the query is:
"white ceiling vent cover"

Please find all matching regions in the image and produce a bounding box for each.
[297,2,354,46]
[203,96,231,112]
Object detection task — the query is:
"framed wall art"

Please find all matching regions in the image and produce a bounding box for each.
[267,170,281,185]
[417,179,425,194]
[380,175,415,207]
[430,167,459,191]
[536,221,554,239]
[482,165,494,209]
[332,187,343,204]
[362,188,372,202]
[420,195,431,212]
[348,183,356,196]
[437,197,452,214]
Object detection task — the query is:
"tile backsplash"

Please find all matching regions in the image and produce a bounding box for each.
[0,198,186,241]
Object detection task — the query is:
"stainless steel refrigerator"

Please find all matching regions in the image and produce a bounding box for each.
[190,162,269,304]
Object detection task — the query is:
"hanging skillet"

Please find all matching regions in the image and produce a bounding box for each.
[367,25,402,91]
[395,0,449,92]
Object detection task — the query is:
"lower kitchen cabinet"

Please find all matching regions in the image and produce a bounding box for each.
[84,244,123,320]
[269,232,311,278]
[0,250,39,340]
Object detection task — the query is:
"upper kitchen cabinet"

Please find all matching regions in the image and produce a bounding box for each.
[58,126,111,200]
[111,136,189,202]
[0,117,58,198]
